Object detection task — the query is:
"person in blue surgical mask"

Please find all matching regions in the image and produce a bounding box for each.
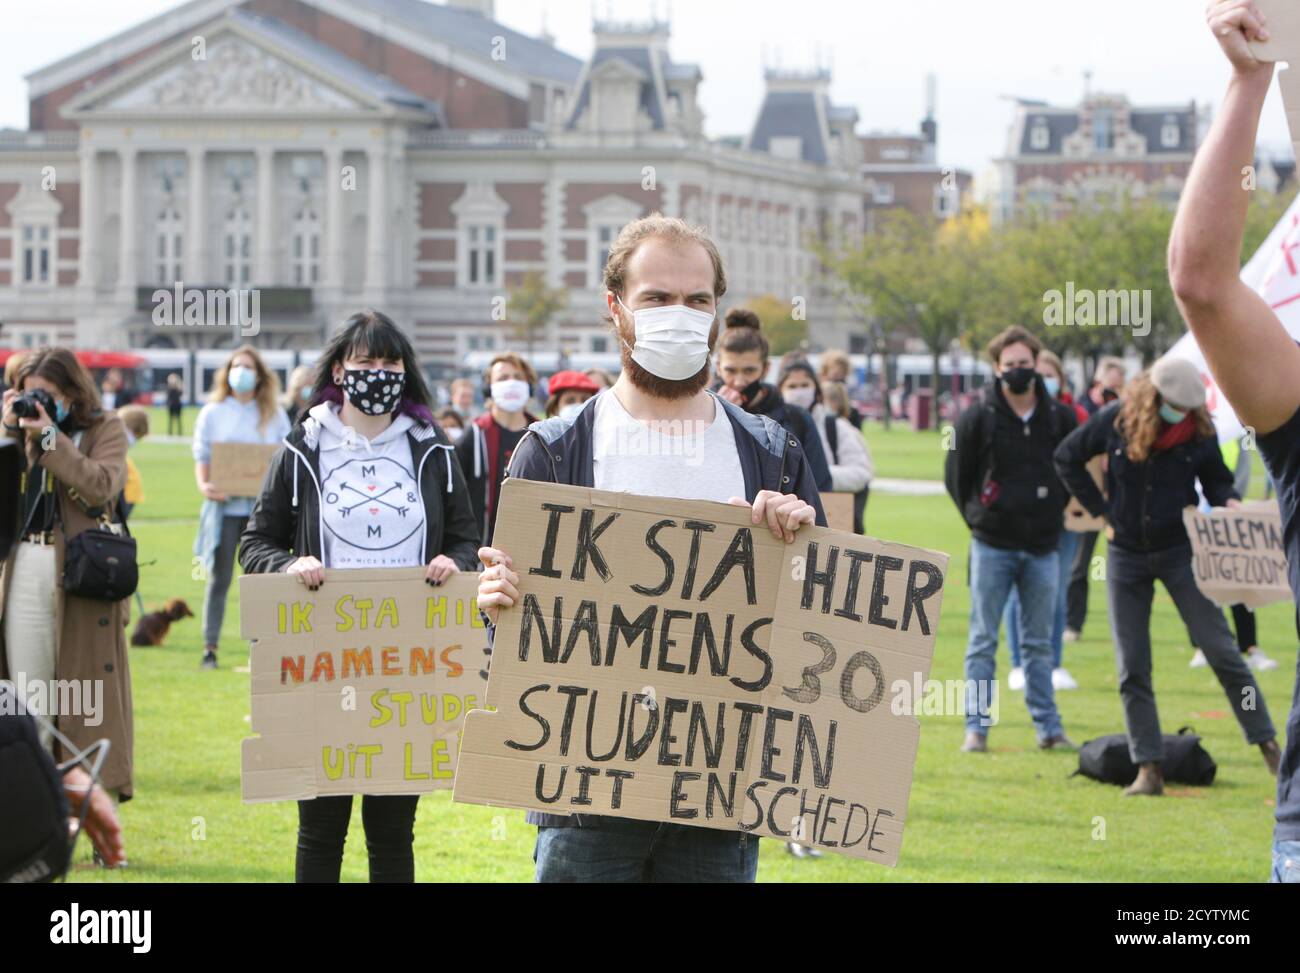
[1055,356,1281,796]
[192,345,290,670]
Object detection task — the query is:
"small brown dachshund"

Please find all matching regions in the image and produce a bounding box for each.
[130,598,194,646]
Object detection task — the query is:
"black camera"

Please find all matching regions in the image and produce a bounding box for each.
[11,387,56,421]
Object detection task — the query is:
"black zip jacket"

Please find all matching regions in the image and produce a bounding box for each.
[944,376,1078,555]
[743,383,834,494]
[239,411,481,576]
[1053,401,1238,554]
[497,388,826,828]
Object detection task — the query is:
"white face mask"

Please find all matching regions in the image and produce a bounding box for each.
[617,296,715,381]
[783,386,815,410]
[559,401,586,421]
[490,379,530,414]
[444,426,464,444]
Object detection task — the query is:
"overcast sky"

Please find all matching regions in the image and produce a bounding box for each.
[1,0,1294,174]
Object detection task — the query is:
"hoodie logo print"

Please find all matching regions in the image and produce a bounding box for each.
[322,457,423,551]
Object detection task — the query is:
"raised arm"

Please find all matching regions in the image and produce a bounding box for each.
[1167,1,1300,436]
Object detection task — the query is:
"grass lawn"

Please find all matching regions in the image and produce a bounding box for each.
[65,432,1298,883]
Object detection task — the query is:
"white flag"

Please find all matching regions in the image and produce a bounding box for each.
[1166,190,1300,441]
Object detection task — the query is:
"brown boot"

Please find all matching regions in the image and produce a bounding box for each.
[1124,761,1164,797]
[1261,739,1282,776]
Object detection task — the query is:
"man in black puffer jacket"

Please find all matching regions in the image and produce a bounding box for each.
[945,326,1078,754]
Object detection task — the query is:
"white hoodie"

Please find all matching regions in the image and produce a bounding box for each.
[311,402,427,569]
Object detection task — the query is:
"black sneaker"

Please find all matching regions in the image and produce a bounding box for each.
[201,649,218,670]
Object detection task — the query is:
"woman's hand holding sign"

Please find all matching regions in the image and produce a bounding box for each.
[286,555,325,590]
[425,554,459,586]
[477,546,520,626]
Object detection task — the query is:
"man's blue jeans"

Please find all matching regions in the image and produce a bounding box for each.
[965,538,1064,740]
[534,819,759,883]
[1271,840,1300,882]
[1005,529,1080,669]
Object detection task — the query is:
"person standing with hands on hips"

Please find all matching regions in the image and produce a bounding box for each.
[191,345,290,670]
[476,214,823,884]
[239,310,481,882]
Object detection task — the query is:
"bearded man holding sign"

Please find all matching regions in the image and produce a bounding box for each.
[475,214,825,882]
[1167,0,1300,882]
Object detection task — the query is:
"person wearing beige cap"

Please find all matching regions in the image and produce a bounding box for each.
[1054,358,1281,796]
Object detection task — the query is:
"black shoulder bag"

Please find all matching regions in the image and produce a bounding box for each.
[57,437,139,601]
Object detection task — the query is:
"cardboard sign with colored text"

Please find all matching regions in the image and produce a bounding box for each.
[209,442,280,498]
[1183,502,1293,609]
[239,569,489,802]
[453,479,950,866]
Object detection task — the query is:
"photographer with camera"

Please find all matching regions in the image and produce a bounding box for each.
[0,348,135,809]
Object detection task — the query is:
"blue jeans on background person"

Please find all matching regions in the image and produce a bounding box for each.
[1272,840,1300,882]
[534,820,759,883]
[1005,529,1080,669]
[964,537,1063,741]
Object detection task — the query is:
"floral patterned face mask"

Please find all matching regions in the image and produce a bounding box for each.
[343,367,405,416]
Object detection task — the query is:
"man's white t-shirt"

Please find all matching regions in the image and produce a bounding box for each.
[592,390,747,503]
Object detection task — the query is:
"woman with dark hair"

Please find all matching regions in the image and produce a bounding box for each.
[192,344,290,670]
[0,348,135,808]
[240,309,480,883]
[1055,357,1282,796]
[713,309,833,493]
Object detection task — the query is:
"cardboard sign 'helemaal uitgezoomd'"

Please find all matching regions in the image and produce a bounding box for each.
[240,569,489,802]
[454,479,950,866]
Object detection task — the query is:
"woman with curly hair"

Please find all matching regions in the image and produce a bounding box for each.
[1054,357,1281,796]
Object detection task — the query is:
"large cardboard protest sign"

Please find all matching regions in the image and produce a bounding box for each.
[454,479,950,866]
[1252,1,1300,159]
[1183,502,1292,609]
[240,569,489,802]
[210,441,279,497]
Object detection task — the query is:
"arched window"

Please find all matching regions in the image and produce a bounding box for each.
[155,206,183,284]
[223,206,251,287]
[292,205,320,285]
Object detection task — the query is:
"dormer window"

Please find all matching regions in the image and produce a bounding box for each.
[1029,118,1050,151]
[1160,115,1181,149]
[1093,109,1114,151]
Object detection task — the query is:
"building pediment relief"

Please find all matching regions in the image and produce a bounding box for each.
[63,23,377,119]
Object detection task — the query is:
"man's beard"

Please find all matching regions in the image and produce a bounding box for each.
[615,317,718,401]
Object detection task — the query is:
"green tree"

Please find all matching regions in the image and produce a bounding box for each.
[745,294,809,356]
[506,271,568,355]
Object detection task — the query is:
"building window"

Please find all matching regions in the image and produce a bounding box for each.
[1160,115,1181,149]
[155,207,183,284]
[596,223,620,278]
[19,223,53,285]
[872,182,895,205]
[223,207,251,287]
[590,335,608,354]
[465,224,498,286]
[292,206,320,286]
[1093,110,1114,151]
[1029,118,1050,150]
[934,183,958,218]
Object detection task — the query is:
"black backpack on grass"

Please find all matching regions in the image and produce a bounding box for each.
[1073,727,1217,787]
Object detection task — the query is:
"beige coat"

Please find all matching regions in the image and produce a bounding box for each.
[0,413,133,797]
